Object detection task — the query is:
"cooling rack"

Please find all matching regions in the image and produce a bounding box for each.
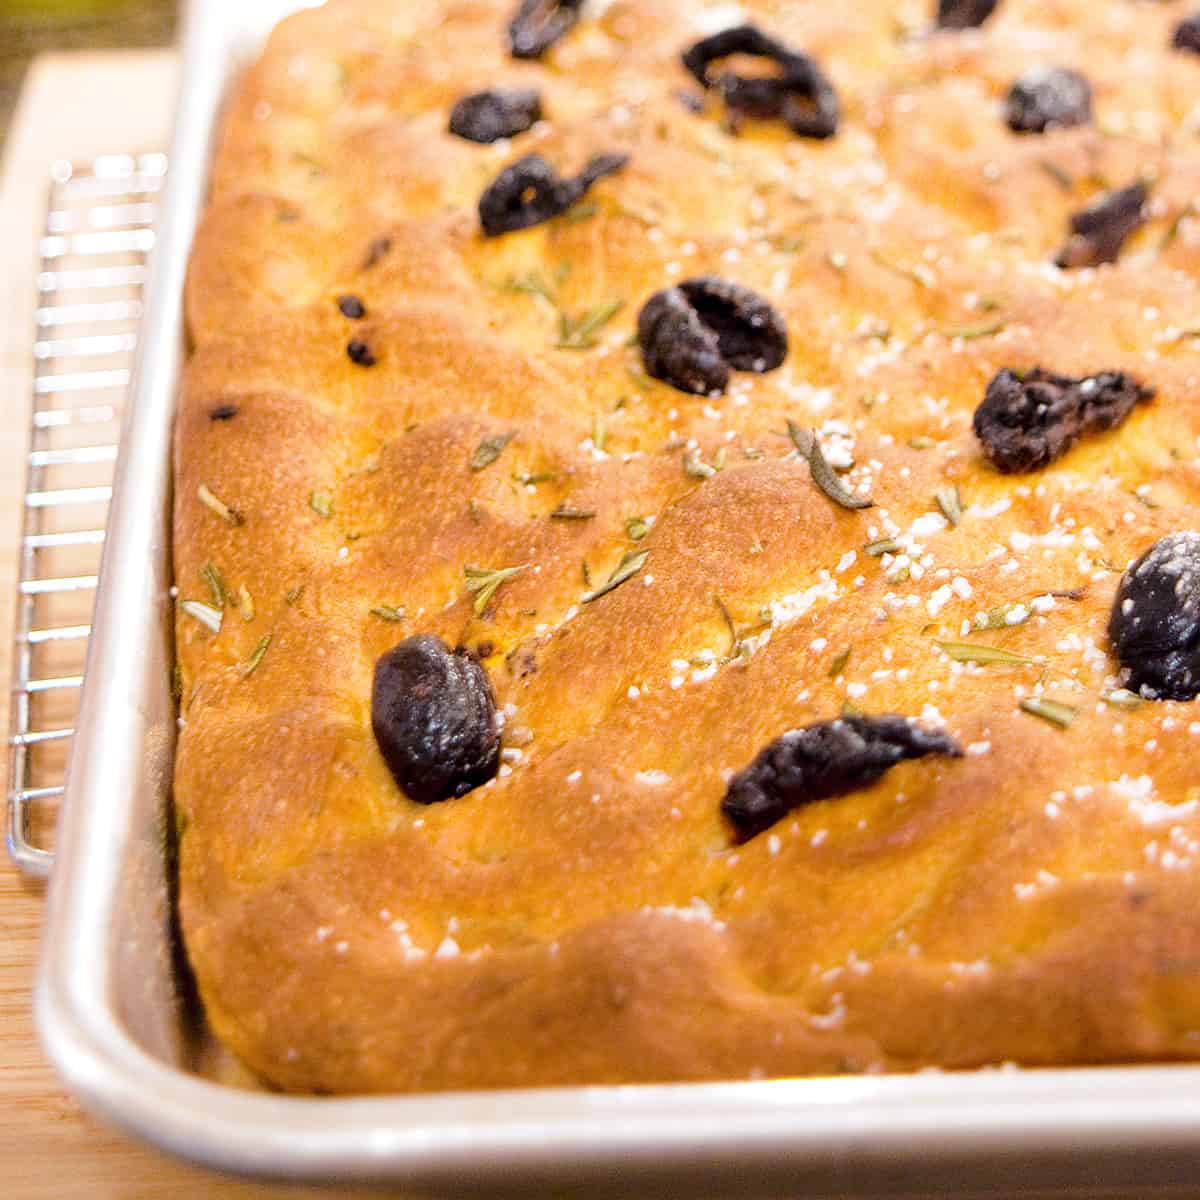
[7,153,166,876]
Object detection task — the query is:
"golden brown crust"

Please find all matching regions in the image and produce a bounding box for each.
[177,0,1200,1092]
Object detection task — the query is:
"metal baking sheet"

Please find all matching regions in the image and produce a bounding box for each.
[33,0,1200,1192]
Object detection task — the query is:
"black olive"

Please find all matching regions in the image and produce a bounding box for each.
[337,294,366,319]
[1172,15,1200,54]
[478,151,628,237]
[208,403,238,421]
[973,367,1153,474]
[681,25,839,139]
[936,0,999,29]
[371,635,501,804]
[508,0,584,60]
[347,339,377,366]
[637,276,787,396]
[449,88,543,144]
[1005,67,1092,134]
[1109,533,1200,701]
[1054,181,1148,269]
[722,715,962,842]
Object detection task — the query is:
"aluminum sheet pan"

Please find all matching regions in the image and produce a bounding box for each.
[34,0,1200,1192]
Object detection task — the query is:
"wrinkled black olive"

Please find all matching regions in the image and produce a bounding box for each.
[1005,67,1092,134]
[508,0,584,59]
[209,403,238,421]
[449,88,543,143]
[637,276,787,396]
[1172,15,1200,54]
[347,339,377,366]
[1055,181,1147,269]
[973,367,1153,474]
[681,25,839,139]
[723,715,962,841]
[936,0,998,29]
[372,635,501,804]
[478,151,628,236]
[337,294,366,319]
[1110,533,1200,700]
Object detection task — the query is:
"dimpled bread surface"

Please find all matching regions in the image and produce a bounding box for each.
[176,0,1200,1093]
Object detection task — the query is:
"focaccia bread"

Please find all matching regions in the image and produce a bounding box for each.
[176,0,1200,1093]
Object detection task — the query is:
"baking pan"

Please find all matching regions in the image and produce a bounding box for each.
[33,0,1200,1192]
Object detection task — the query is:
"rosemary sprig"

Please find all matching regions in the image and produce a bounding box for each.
[788,421,873,510]
[592,414,608,453]
[369,604,406,622]
[197,483,243,527]
[935,484,963,527]
[1103,688,1142,710]
[470,431,516,471]
[241,634,272,677]
[514,471,556,485]
[582,549,648,603]
[625,515,649,540]
[309,491,333,518]
[199,562,227,609]
[1019,696,1077,729]
[936,641,1033,666]
[464,563,528,615]
[864,537,899,557]
[285,584,305,605]
[180,600,222,634]
[557,299,623,349]
[829,646,852,678]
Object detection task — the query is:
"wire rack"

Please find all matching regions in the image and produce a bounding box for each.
[7,153,167,877]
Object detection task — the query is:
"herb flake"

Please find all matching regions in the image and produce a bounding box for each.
[1019,696,1077,729]
[936,641,1033,666]
[829,646,852,678]
[197,483,243,527]
[464,563,528,615]
[582,548,648,603]
[471,431,516,471]
[935,485,964,527]
[788,421,873,510]
[550,503,596,520]
[309,491,333,518]
[864,537,899,557]
[370,604,406,622]
[241,634,272,677]
[557,299,623,349]
[237,584,254,622]
[199,563,227,609]
[625,515,649,541]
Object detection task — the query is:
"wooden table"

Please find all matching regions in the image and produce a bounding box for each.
[0,48,328,1200]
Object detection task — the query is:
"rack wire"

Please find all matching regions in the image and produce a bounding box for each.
[7,154,167,877]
